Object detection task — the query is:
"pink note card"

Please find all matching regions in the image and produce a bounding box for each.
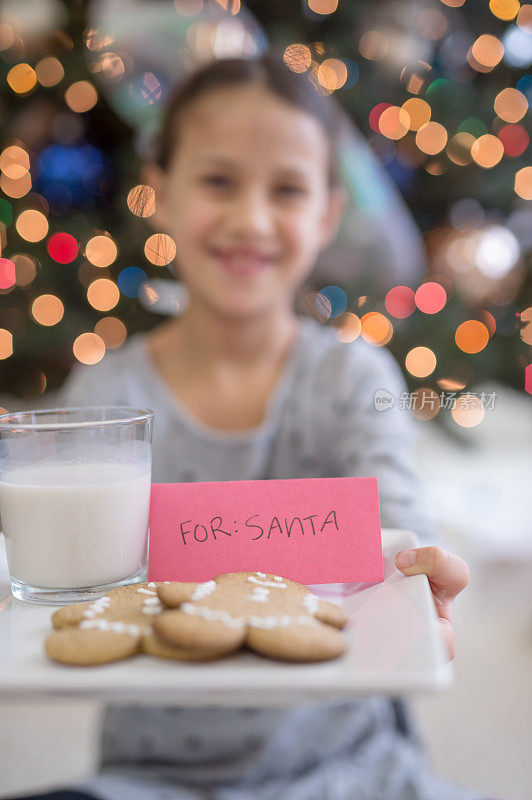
[148,477,383,585]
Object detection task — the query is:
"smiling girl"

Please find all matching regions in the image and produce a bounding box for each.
[50,53,475,800]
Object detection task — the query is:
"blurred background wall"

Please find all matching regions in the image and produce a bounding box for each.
[0,1,530,798]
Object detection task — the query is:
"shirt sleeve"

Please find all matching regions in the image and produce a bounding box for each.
[331,343,436,545]
[58,361,118,407]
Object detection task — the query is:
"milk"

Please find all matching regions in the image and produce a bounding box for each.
[0,461,151,588]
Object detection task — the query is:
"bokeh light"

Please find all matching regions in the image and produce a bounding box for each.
[118,267,148,298]
[0,258,16,290]
[520,307,532,345]
[517,3,532,30]
[401,98,431,130]
[7,63,37,95]
[490,0,520,20]
[144,233,176,266]
[515,166,532,198]
[87,278,120,311]
[47,232,79,263]
[359,30,388,60]
[452,395,485,427]
[94,317,127,349]
[494,88,528,122]
[481,310,497,337]
[470,34,505,70]
[35,57,65,87]
[455,320,490,353]
[308,0,338,13]
[498,124,529,156]
[379,106,410,139]
[415,282,447,314]
[31,294,64,326]
[0,329,13,360]
[405,346,436,378]
[85,234,117,267]
[416,122,448,154]
[446,132,475,165]
[283,44,312,73]
[471,134,504,168]
[385,285,416,318]
[410,388,440,420]
[360,312,393,346]
[65,81,98,113]
[440,0,466,6]
[317,59,348,92]
[16,209,49,242]
[369,103,391,133]
[0,146,30,179]
[127,184,156,218]
[334,312,361,343]
[317,285,347,318]
[73,333,105,365]
[13,254,37,286]
[0,171,31,198]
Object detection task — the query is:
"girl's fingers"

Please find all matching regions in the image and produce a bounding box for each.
[394,546,470,600]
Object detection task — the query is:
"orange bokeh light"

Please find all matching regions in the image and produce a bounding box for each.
[31,294,64,326]
[308,0,338,13]
[515,166,532,199]
[85,235,117,267]
[470,34,504,69]
[144,233,177,266]
[87,278,120,311]
[455,320,489,353]
[416,121,448,155]
[489,0,520,20]
[410,388,440,420]
[452,395,485,427]
[65,81,98,113]
[494,88,528,122]
[13,254,37,286]
[446,132,475,166]
[405,346,436,378]
[379,106,410,139]
[0,146,30,179]
[401,98,431,130]
[35,57,65,87]
[359,30,388,60]
[0,171,31,198]
[94,316,127,349]
[335,312,361,343]
[471,134,504,168]
[283,44,312,73]
[16,209,49,242]
[317,59,348,92]
[127,184,155,218]
[360,312,393,346]
[73,333,106,365]
[7,63,37,94]
[0,329,13,359]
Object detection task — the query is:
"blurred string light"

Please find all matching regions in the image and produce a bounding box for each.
[16,209,49,241]
[416,121,448,154]
[455,320,490,353]
[517,4,532,30]
[316,58,359,92]
[359,30,388,61]
[405,346,436,378]
[515,166,532,198]
[471,134,504,168]
[385,285,415,318]
[7,63,37,95]
[13,254,37,286]
[0,146,29,179]
[468,34,505,72]
[0,170,31,198]
[502,23,532,67]
[31,294,64,326]
[127,184,155,217]
[35,57,64,87]
[452,395,486,427]
[490,0,521,20]
[401,98,431,130]
[446,132,475,165]
[283,44,312,73]
[316,285,347,318]
[0,258,16,290]
[144,233,176,266]
[439,0,466,7]
[87,278,119,311]
[47,232,79,263]
[118,266,148,298]
[498,123,529,156]
[85,234,117,267]
[360,312,393,346]
[520,307,532,345]
[411,388,440,420]
[379,106,410,139]
[64,80,98,113]
[334,311,361,343]
[307,0,338,14]
[494,87,528,121]
[94,316,127,349]
[0,329,13,360]
[73,332,105,365]
[415,282,447,313]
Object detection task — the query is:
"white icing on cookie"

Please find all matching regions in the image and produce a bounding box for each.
[247,576,287,589]
[82,595,111,619]
[273,576,283,582]
[79,618,140,636]
[147,582,156,589]
[250,587,269,603]
[142,596,163,615]
[256,572,266,578]
[302,593,319,615]
[180,602,245,629]
[137,588,157,595]
[190,580,216,601]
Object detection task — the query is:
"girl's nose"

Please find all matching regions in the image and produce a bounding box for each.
[226,188,275,240]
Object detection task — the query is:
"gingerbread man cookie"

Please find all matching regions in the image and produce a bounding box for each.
[155,572,348,662]
[45,581,221,665]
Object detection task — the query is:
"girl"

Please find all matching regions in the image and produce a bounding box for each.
[49,53,472,800]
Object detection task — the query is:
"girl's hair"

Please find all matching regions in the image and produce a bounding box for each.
[151,51,344,186]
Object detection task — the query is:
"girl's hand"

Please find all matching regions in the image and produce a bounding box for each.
[394,546,470,661]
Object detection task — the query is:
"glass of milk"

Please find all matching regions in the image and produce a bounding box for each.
[0,406,153,604]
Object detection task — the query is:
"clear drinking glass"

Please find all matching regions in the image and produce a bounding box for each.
[0,406,153,604]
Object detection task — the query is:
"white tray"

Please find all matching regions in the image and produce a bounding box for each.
[0,529,452,705]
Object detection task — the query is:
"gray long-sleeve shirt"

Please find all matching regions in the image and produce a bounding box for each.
[60,317,477,800]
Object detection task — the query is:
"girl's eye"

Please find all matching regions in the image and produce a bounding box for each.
[202,174,232,188]
[276,184,306,197]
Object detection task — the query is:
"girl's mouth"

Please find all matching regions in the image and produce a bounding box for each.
[211,248,276,277]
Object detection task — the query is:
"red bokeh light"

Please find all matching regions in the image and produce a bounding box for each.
[497,124,529,157]
[384,285,416,318]
[415,281,447,314]
[0,257,16,289]
[369,102,391,133]
[47,232,79,264]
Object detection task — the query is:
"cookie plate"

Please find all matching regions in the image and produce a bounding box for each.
[0,529,452,704]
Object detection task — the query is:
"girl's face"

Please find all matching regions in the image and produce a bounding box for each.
[147,84,346,321]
